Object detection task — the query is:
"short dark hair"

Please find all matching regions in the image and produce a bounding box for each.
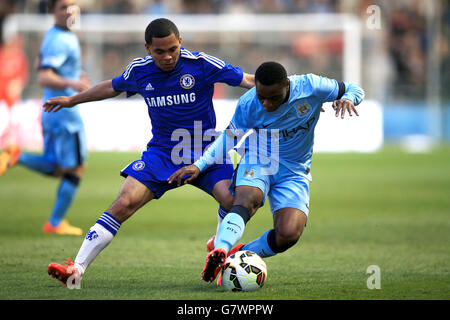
[145,18,180,44]
[255,61,288,86]
[48,0,61,11]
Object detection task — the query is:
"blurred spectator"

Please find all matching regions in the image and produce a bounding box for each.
[6,0,449,103]
[145,0,171,15]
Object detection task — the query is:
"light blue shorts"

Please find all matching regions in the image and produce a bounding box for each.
[43,129,87,169]
[230,162,310,216]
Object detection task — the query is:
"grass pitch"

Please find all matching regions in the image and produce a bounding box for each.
[0,146,449,300]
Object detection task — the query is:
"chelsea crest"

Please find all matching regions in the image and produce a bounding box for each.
[180,74,195,89]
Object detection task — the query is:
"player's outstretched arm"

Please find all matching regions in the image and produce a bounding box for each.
[239,73,255,89]
[43,80,121,112]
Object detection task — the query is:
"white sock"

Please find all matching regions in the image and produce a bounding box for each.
[74,212,121,275]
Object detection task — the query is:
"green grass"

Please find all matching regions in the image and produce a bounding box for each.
[0,146,449,300]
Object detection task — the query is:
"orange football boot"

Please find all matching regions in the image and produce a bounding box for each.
[48,258,81,286]
[216,243,245,286]
[42,220,83,235]
[0,145,21,176]
[201,248,227,283]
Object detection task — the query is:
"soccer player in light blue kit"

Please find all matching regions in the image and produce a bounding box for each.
[44,18,254,286]
[169,61,365,283]
[0,0,89,235]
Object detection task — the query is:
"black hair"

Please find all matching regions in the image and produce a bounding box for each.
[48,0,60,11]
[255,61,288,86]
[145,18,180,44]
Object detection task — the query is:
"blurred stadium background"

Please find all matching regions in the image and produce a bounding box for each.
[0,0,449,152]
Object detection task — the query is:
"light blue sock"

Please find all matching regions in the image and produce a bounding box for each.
[215,212,246,253]
[49,177,79,226]
[242,230,276,258]
[18,153,57,176]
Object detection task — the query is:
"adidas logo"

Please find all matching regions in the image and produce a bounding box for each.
[145,82,154,91]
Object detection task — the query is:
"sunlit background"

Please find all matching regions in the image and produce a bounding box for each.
[0,0,449,152]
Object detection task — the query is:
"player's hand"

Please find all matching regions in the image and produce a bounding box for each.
[167,165,200,187]
[332,99,359,119]
[43,96,75,113]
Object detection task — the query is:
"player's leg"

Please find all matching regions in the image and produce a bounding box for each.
[48,176,155,285]
[42,130,87,234]
[16,131,59,176]
[243,207,306,258]
[75,176,156,274]
[214,185,262,252]
[201,163,268,282]
[193,163,234,250]
[1,132,57,177]
[241,171,310,258]
[202,185,263,282]
[208,179,233,250]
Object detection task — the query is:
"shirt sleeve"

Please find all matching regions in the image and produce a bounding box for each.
[305,74,365,106]
[341,82,365,106]
[111,59,141,97]
[40,38,68,71]
[199,52,244,86]
[304,73,340,103]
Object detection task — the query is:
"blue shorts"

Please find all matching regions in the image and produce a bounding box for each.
[230,162,310,216]
[43,128,87,169]
[120,146,234,199]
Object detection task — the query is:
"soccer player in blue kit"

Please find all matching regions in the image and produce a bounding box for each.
[44,18,254,285]
[0,0,89,235]
[168,61,365,283]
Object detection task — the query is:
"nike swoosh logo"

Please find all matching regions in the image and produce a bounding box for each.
[227,221,242,230]
[262,122,273,128]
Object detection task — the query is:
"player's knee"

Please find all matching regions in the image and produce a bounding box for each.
[234,190,261,214]
[273,224,303,252]
[218,192,234,211]
[276,227,301,247]
[114,195,133,211]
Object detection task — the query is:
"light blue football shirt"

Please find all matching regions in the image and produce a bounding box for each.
[195,74,365,180]
[40,25,83,133]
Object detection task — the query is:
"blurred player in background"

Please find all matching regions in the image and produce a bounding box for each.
[169,61,365,283]
[0,0,90,235]
[44,18,255,286]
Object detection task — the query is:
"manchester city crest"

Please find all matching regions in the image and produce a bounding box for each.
[296,102,310,116]
[132,161,145,171]
[244,169,255,178]
[180,74,195,89]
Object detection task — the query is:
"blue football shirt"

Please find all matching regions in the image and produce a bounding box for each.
[40,25,83,133]
[111,47,244,161]
[195,74,365,180]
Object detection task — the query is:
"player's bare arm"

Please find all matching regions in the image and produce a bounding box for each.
[38,68,90,92]
[240,73,255,89]
[167,164,200,186]
[43,79,120,112]
[332,98,359,119]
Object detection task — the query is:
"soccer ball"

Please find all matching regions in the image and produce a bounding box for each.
[221,250,267,292]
